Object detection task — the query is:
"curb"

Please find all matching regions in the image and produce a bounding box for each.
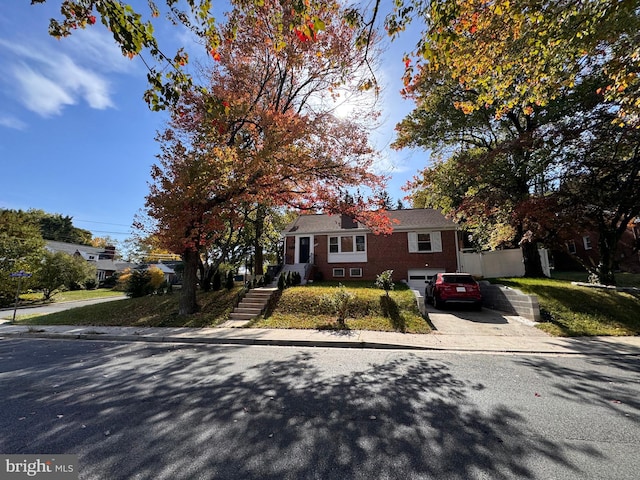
[3,330,639,355]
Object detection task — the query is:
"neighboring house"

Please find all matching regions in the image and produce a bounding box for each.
[139,262,178,284]
[281,209,459,288]
[553,219,640,273]
[45,241,131,284]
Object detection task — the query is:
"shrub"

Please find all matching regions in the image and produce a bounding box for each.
[126,269,154,298]
[278,273,286,290]
[322,284,355,327]
[148,266,166,292]
[375,270,395,297]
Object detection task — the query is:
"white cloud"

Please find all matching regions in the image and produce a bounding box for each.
[12,64,76,116]
[0,114,27,130]
[0,30,124,117]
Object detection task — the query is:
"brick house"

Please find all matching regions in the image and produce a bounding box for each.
[281,209,460,288]
[553,219,640,273]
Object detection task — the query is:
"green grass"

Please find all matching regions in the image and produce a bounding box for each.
[550,271,640,287]
[20,288,125,303]
[250,281,430,333]
[493,276,640,336]
[14,287,243,328]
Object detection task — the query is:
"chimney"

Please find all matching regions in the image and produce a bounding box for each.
[340,214,358,229]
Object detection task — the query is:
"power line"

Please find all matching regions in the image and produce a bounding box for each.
[74,219,133,227]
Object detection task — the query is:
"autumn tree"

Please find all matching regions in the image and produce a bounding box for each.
[396,66,558,275]
[548,100,640,284]
[386,0,640,125]
[33,0,361,110]
[143,0,389,314]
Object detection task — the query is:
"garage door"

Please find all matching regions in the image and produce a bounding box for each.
[407,269,442,291]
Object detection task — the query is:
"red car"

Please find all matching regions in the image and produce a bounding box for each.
[425,273,483,310]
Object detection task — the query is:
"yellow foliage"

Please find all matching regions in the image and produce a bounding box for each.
[148,266,166,290]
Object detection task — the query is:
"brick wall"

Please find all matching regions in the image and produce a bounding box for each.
[479,281,541,322]
[312,231,458,282]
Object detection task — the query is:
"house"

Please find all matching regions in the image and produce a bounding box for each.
[553,218,640,273]
[137,262,178,284]
[281,209,460,289]
[44,241,132,284]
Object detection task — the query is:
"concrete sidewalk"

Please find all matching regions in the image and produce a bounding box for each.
[1,322,639,355]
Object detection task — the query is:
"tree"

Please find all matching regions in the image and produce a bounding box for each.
[33,0,352,110]
[550,103,640,284]
[386,0,640,125]
[35,250,97,299]
[396,67,554,276]
[142,0,390,314]
[0,210,45,306]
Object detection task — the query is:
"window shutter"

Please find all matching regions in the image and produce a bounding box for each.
[431,231,442,252]
[408,232,418,253]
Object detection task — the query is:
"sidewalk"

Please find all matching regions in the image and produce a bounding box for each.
[1,321,639,355]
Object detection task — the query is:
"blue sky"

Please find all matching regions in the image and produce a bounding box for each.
[0,1,426,245]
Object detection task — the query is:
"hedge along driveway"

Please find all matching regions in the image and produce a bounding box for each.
[250,282,430,334]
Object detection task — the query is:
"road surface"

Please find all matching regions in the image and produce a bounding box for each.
[1,339,638,479]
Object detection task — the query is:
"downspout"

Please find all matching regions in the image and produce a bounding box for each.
[455,229,462,273]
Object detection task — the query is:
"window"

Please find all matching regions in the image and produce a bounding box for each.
[567,240,577,254]
[408,231,443,253]
[329,237,338,253]
[349,267,362,277]
[333,268,345,277]
[583,236,592,250]
[417,233,432,252]
[341,236,353,252]
[329,235,366,253]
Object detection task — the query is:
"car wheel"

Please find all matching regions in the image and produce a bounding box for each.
[433,294,444,310]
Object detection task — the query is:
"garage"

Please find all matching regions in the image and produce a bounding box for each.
[406,269,443,292]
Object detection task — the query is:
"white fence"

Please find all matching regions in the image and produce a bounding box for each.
[459,248,550,278]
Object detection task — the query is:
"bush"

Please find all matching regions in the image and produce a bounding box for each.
[322,284,355,327]
[375,270,395,297]
[278,273,286,290]
[125,269,154,298]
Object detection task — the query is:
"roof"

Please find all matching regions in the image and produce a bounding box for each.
[45,240,104,256]
[95,260,135,272]
[283,209,456,235]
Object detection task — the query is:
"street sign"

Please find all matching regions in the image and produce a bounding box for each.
[10,270,32,278]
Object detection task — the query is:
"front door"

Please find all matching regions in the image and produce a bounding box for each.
[299,237,311,263]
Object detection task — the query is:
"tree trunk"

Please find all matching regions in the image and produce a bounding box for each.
[596,230,618,286]
[521,240,545,278]
[179,249,200,315]
[253,206,265,276]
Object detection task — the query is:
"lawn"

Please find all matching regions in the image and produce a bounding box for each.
[14,287,243,328]
[493,274,640,336]
[19,288,125,304]
[249,281,430,334]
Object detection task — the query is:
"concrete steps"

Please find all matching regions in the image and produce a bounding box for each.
[227,287,278,323]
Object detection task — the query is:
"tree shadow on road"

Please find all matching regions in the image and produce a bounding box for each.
[0,339,599,479]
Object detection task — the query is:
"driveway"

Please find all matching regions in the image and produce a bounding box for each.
[425,304,548,337]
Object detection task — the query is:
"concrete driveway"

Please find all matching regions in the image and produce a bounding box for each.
[425,304,549,337]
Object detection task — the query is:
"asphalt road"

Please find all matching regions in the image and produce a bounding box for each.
[1,339,638,480]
